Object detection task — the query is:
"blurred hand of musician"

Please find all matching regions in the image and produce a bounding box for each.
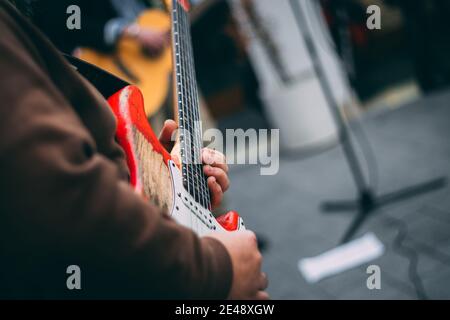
[158,120,229,210]
[124,23,170,57]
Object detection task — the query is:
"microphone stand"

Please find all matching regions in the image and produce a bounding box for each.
[288,0,447,244]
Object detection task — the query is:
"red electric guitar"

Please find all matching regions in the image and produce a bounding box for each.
[105,0,245,235]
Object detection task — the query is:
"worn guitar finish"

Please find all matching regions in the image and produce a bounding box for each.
[107,0,245,235]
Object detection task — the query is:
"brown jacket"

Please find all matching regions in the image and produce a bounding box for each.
[0,0,232,299]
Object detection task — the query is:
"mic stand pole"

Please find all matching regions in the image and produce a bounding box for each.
[289,0,447,244]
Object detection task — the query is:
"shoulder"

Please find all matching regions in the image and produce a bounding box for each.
[0,1,47,69]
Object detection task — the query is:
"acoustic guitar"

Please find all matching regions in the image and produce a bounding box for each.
[105,0,245,235]
[79,4,172,117]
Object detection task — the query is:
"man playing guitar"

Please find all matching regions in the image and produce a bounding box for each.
[0,0,268,299]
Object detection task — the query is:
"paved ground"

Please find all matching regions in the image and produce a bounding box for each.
[223,88,450,300]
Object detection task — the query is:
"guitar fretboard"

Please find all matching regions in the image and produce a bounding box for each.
[172,0,211,209]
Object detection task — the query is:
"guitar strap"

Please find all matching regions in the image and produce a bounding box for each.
[62,54,130,99]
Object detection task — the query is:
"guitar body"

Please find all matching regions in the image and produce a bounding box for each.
[79,9,172,117]
[108,86,245,235]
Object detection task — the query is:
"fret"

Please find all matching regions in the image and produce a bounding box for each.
[181,16,202,204]
[172,0,210,208]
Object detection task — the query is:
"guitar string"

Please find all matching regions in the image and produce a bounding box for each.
[178,5,195,204]
[180,2,202,232]
[182,9,212,208]
[180,4,207,208]
[173,0,194,230]
[179,2,207,211]
[174,0,212,232]
[178,0,198,231]
[177,0,201,231]
[179,4,209,210]
[190,12,211,211]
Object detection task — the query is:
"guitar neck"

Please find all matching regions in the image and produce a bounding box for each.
[171,0,211,209]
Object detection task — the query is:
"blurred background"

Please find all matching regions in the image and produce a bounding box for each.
[24,0,450,299]
[188,0,450,299]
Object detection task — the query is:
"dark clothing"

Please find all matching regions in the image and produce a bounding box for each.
[24,0,121,53]
[26,0,152,53]
[387,0,450,92]
[0,0,232,299]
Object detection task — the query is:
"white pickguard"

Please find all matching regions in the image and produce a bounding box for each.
[166,160,245,236]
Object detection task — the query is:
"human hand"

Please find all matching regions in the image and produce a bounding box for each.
[206,230,269,300]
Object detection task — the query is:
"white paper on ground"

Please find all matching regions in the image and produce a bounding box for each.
[298,232,385,283]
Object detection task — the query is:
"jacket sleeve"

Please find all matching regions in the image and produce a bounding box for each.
[0,2,232,299]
